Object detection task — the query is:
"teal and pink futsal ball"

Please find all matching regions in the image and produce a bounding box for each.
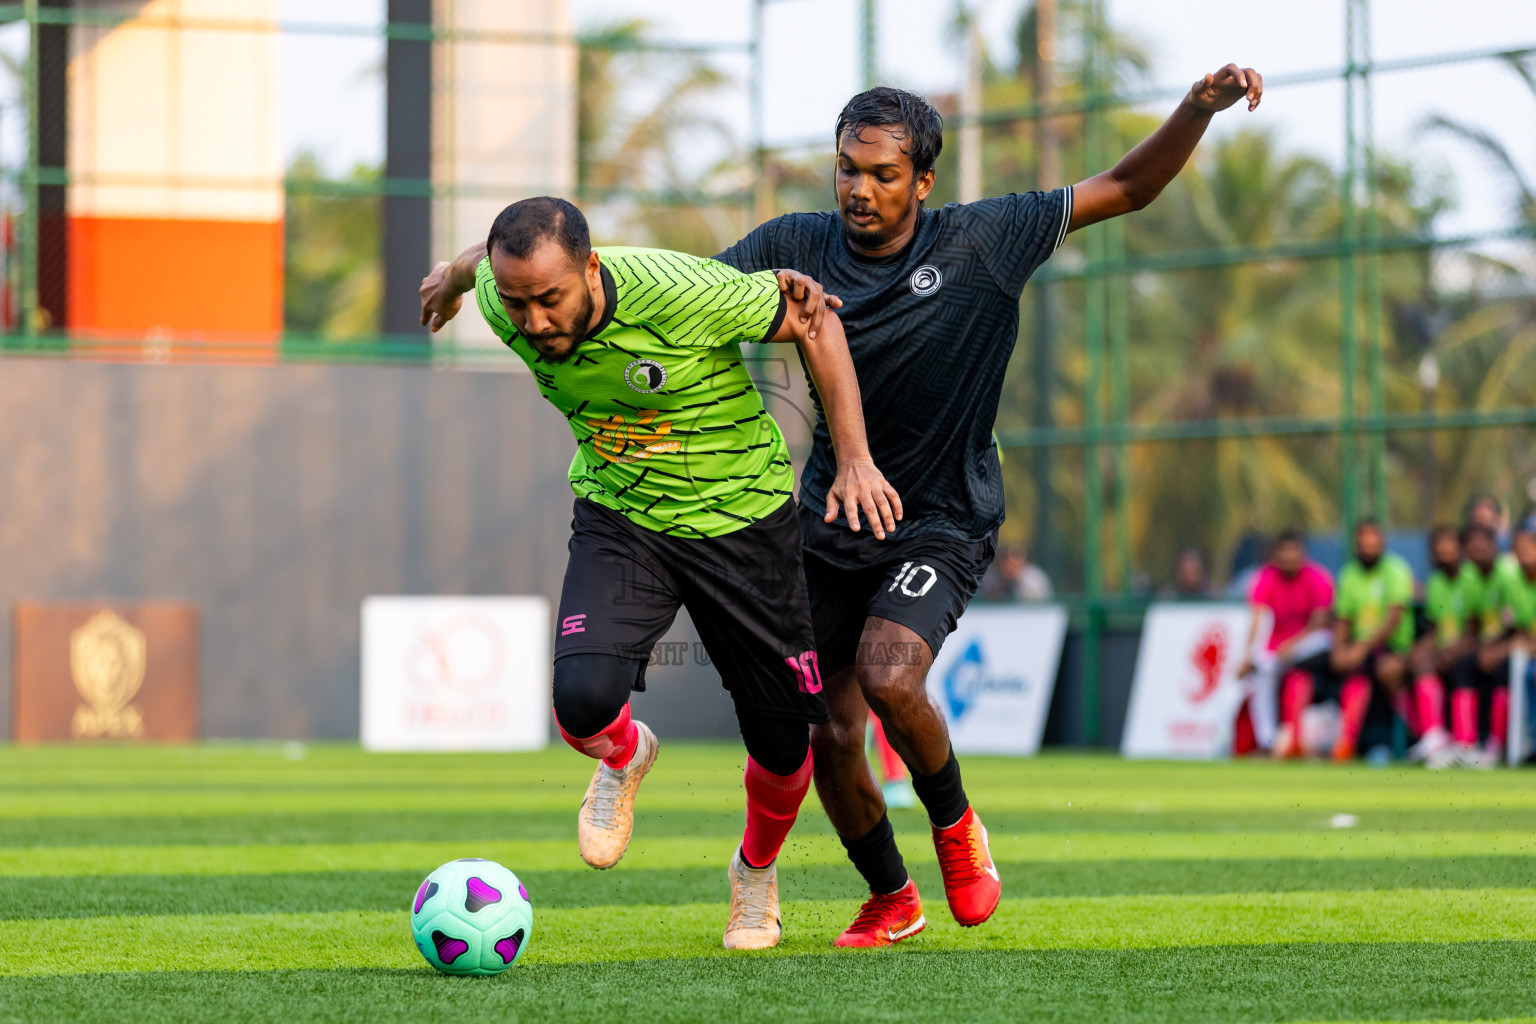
[411,858,533,976]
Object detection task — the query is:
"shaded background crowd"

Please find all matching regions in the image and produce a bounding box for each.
[1227,495,1533,767]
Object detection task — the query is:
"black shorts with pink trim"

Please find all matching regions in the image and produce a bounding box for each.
[554,497,829,724]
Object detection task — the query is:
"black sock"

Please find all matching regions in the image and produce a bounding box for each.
[839,813,908,896]
[910,748,969,829]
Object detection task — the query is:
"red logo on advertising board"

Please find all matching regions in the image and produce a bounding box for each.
[1186,625,1227,703]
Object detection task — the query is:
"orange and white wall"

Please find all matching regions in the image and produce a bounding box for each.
[53,0,573,353]
[67,0,283,344]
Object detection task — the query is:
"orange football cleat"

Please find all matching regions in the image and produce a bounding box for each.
[932,807,1001,926]
[834,879,926,948]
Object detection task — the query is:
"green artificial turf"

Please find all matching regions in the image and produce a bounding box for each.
[1,744,1533,1022]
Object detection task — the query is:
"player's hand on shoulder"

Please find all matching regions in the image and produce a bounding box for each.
[1188,64,1262,113]
[825,458,903,541]
[420,261,464,333]
[774,269,841,341]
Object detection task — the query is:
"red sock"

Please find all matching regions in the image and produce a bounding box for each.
[1336,675,1372,755]
[1281,671,1313,728]
[557,703,639,770]
[741,750,813,869]
[1415,675,1445,734]
[871,714,907,782]
[1451,689,1479,746]
[1490,687,1510,746]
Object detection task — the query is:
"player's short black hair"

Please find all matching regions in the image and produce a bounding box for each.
[1354,517,1382,536]
[1460,521,1497,546]
[487,196,591,266]
[835,87,944,177]
[1274,528,1306,548]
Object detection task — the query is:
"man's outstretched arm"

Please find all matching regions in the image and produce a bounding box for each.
[420,242,488,332]
[766,301,902,540]
[1068,63,1262,233]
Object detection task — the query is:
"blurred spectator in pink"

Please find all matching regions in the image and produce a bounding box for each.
[1235,530,1334,754]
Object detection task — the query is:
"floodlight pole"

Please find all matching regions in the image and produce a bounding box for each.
[1360,0,1387,525]
[1341,0,1363,538]
[1030,0,1058,593]
[751,0,770,224]
[958,2,983,204]
[20,0,38,336]
[861,0,876,90]
[1080,0,1107,747]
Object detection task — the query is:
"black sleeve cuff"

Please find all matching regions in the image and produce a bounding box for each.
[761,290,788,343]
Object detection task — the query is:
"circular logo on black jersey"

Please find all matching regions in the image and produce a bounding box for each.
[909,265,942,296]
[623,359,668,393]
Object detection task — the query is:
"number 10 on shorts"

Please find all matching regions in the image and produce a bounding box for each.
[785,651,823,693]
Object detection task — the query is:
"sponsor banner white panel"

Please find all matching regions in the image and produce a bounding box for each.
[925,606,1068,756]
[362,596,550,752]
[1122,603,1255,760]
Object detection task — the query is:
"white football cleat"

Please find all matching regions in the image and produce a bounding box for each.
[1407,726,1450,765]
[723,847,782,950]
[576,721,658,869]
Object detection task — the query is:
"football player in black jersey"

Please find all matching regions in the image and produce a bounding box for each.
[717,64,1262,946]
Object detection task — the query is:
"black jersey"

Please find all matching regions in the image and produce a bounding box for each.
[716,187,1072,546]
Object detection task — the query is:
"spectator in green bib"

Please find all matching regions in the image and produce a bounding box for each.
[1329,519,1414,761]
[1446,523,1512,768]
[1501,519,1536,638]
[1449,525,1511,764]
[1498,518,1536,764]
[1407,525,1472,766]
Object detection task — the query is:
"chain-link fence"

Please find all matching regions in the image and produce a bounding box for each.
[0,1,1532,735]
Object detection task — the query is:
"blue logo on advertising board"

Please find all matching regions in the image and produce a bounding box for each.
[943,639,1028,720]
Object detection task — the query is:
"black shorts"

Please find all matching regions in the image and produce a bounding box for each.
[1305,648,1403,702]
[799,510,997,677]
[554,497,828,724]
[1451,652,1508,694]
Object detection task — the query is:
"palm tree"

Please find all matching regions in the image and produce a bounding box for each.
[284,152,381,339]
[1415,54,1536,518]
[577,21,744,254]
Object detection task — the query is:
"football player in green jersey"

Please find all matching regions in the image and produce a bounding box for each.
[1502,522,1536,639]
[419,197,899,950]
[1448,523,1515,767]
[1329,518,1415,761]
[1406,525,1471,765]
[1502,521,1536,763]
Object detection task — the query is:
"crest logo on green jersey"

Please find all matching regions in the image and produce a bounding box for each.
[624,359,668,394]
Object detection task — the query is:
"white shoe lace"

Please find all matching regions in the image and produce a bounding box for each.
[584,732,647,831]
[730,859,777,931]
[584,765,624,830]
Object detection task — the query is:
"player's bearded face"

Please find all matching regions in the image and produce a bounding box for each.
[1516,535,1536,574]
[835,127,934,251]
[491,244,600,363]
[521,287,595,363]
[1273,541,1303,577]
[1355,530,1383,569]
[1432,535,1460,573]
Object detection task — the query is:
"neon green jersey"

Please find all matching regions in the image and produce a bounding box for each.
[475,247,791,538]
[1335,553,1415,653]
[1461,558,1510,641]
[1424,567,1472,645]
[1496,560,1536,631]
